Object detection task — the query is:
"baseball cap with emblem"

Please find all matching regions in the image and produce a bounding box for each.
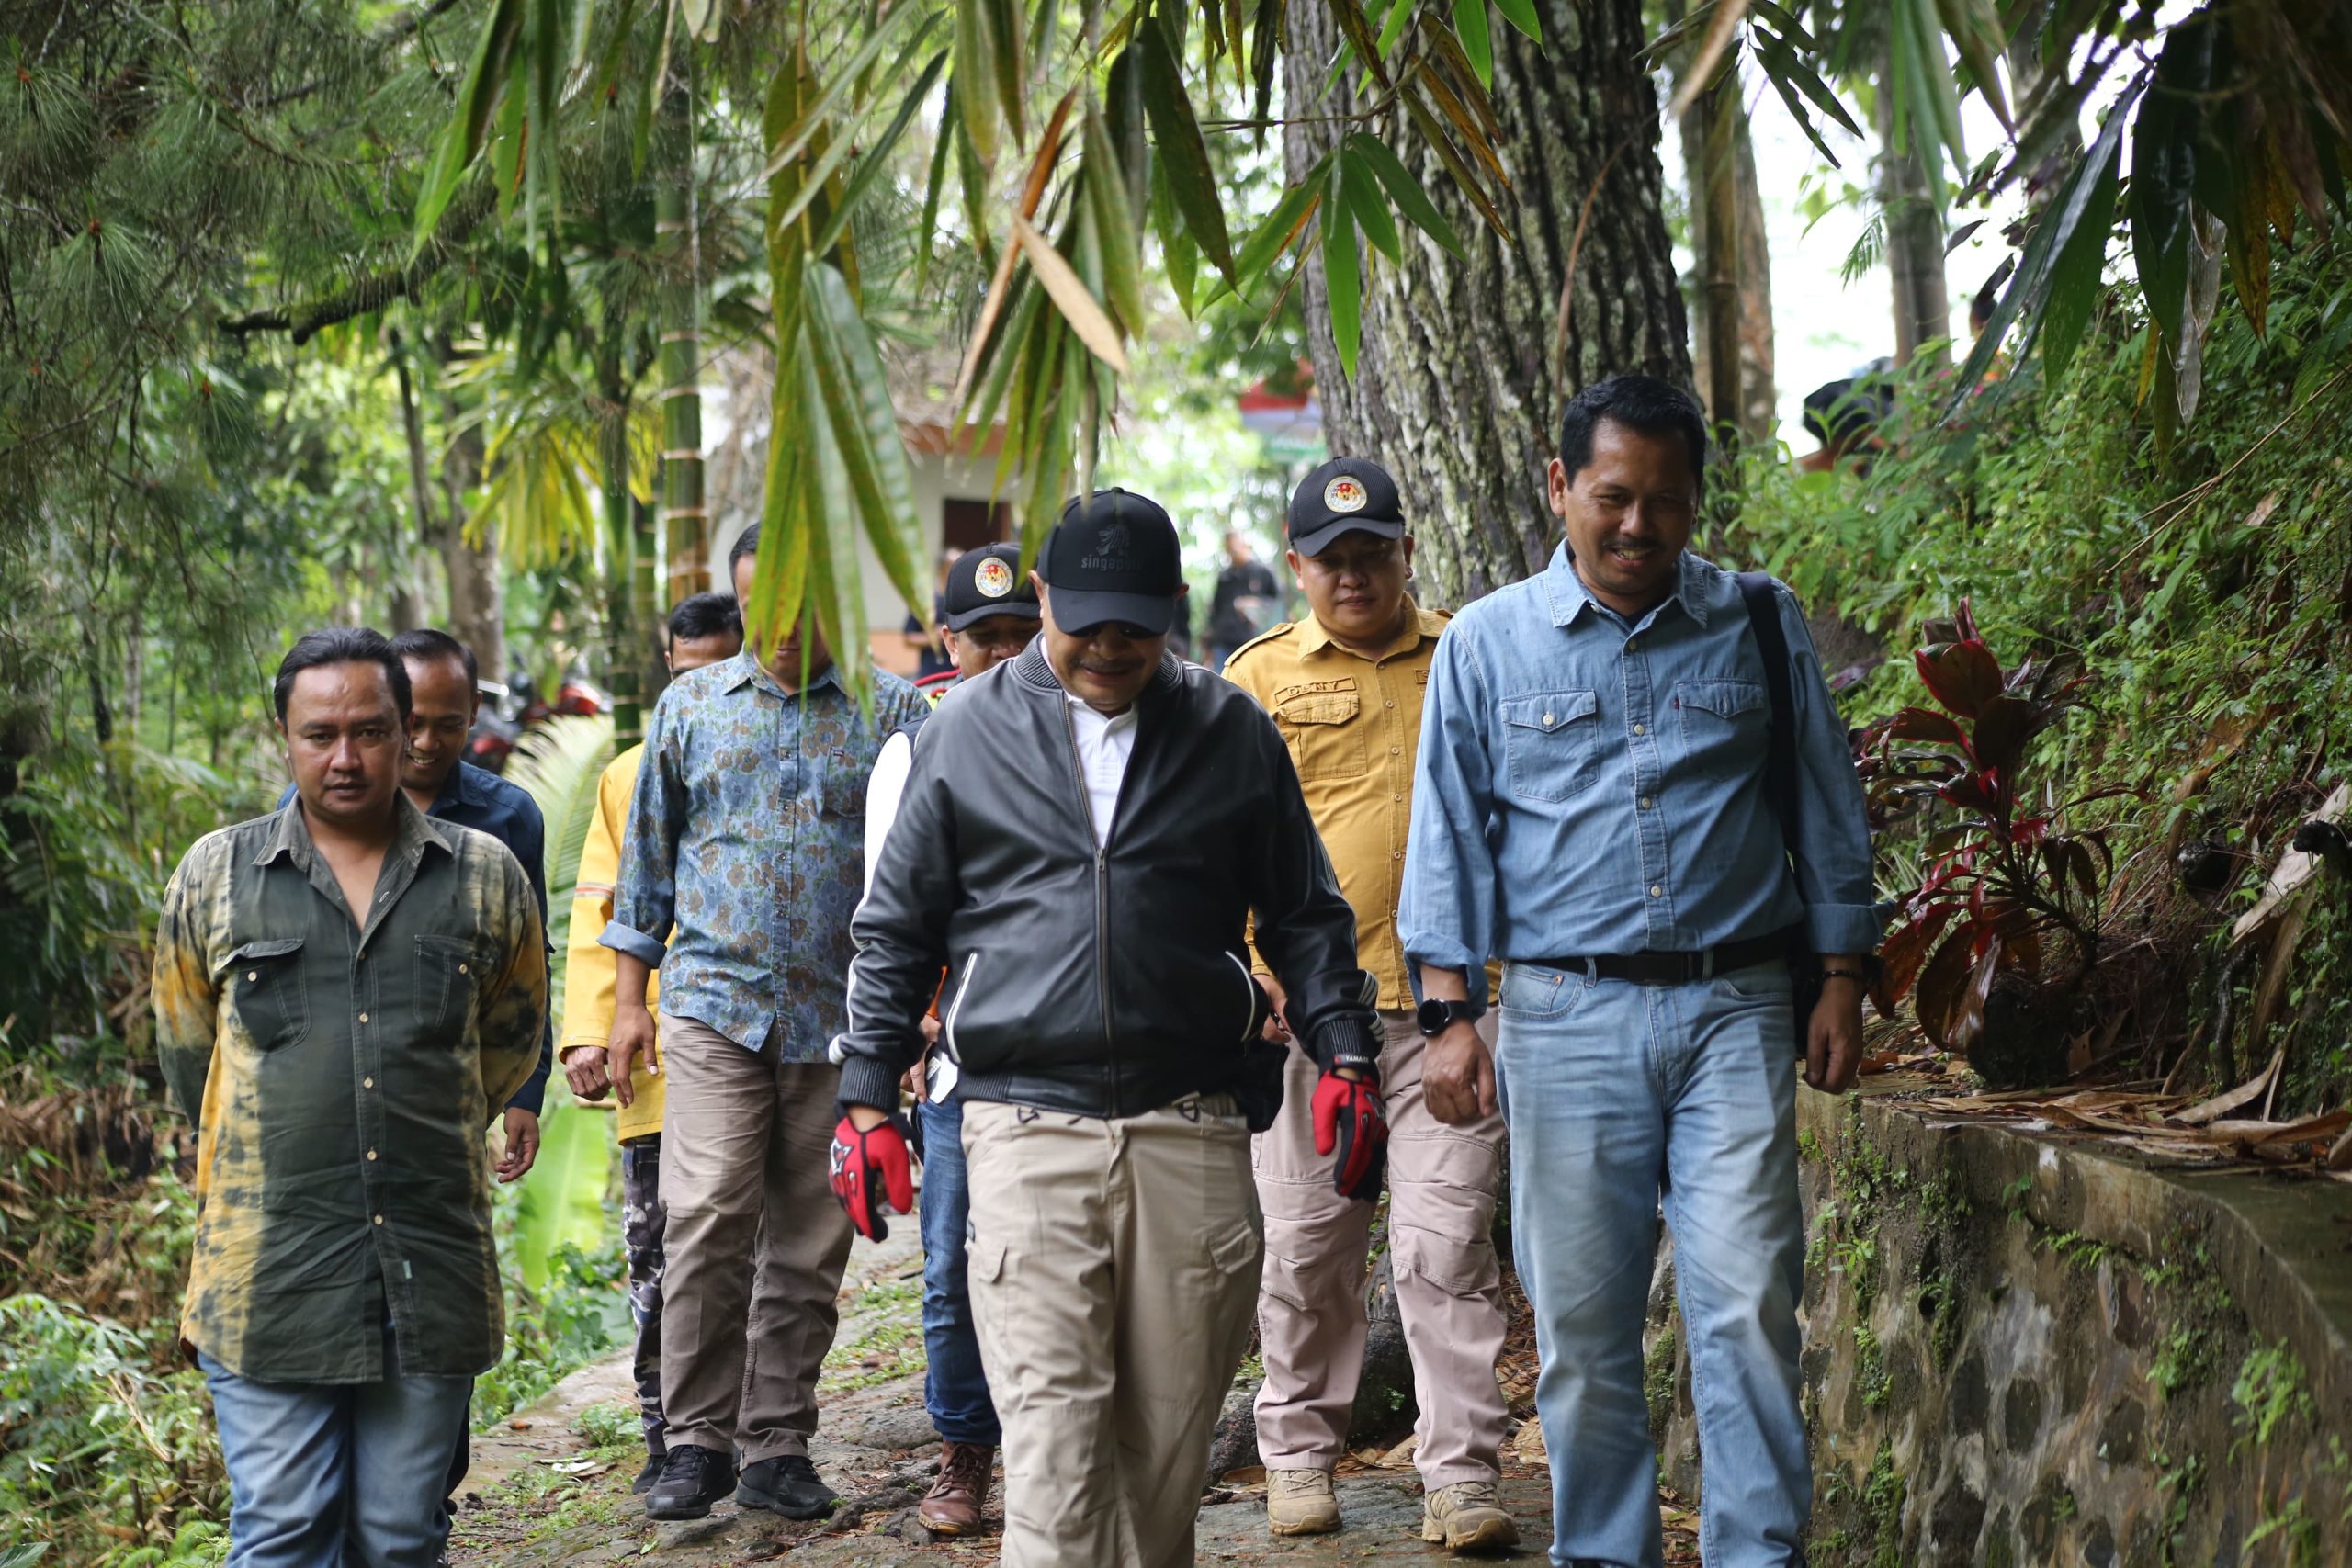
[1038,489,1184,636]
[1287,456,1405,558]
[940,541,1041,631]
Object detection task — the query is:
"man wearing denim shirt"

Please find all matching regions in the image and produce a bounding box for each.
[601,524,930,1521]
[1400,375,1880,1568]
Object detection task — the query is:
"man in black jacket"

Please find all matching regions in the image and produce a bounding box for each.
[831,490,1385,1568]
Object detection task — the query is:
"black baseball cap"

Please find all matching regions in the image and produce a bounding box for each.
[941,542,1041,631]
[1038,489,1183,636]
[1288,457,1406,558]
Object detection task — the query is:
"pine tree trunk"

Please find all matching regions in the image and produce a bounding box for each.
[1875,59,1950,371]
[656,83,707,607]
[1283,0,1690,603]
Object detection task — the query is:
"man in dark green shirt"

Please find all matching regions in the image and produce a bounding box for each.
[153,627,547,1568]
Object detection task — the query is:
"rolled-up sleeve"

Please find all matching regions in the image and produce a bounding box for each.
[1779,587,1883,954]
[1399,626,1499,1007]
[600,694,687,968]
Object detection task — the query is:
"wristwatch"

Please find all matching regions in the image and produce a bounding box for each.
[1415,998,1486,1037]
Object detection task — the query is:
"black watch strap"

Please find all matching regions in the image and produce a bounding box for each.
[1416,998,1485,1036]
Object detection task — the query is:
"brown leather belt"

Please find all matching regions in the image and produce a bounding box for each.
[1531,929,1794,987]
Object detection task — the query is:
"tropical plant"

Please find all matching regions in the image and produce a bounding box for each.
[1861,602,2143,1084]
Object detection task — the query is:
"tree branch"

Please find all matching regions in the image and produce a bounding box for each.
[215,183,495,345]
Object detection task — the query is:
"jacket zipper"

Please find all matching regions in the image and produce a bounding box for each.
[1059,702,1120,1115]
[1223,951,1258,1044]
[942,953,981,1061]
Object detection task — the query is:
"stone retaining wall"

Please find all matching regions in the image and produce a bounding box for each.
[1645,1079,2352,1565]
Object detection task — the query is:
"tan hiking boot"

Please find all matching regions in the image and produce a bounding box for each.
[917,1442,992,1536]
[1265,1467,1341,1536]
[1422,1480,1520,1552]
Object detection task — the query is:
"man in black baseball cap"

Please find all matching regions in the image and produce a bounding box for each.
[831,486,1383,1566]
[916,542,1043,705]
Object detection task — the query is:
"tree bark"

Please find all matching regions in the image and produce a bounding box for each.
[1284,0,1690,604]
[597,328,645,748]
[1875,53,1950,371]
[433,337,504,680]
[1679,72,1775,442]
[387,329,439,631]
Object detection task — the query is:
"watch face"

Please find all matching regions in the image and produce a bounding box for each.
[1416,998,1450,1033]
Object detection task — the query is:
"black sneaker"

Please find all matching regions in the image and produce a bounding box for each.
[631,1439,667,1496]
[736,1454,839,1518]
[644,1444,737,1520]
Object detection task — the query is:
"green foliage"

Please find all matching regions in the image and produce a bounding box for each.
[472,1237,633,1430]
[0,1296,224,1565]
[1730,232,2352,1106]
[2229,1338,2315,1460]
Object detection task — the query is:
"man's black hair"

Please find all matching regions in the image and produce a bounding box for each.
[388,626,479,689]
[668,591,744,645]
[1555,374,1709,500]
[728,524,762,577]
[273,627,413,723]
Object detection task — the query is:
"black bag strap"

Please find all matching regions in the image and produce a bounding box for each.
[1736,571,1800,868]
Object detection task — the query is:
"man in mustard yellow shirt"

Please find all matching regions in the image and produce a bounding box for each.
[558,592,742,1493]
[1224,458,1515,1553]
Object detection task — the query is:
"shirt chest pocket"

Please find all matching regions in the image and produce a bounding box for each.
[222,937,309,1051]
[820,749,870,818]
[413,934,479,1043]
[1674,679,1767,763]
[1271,682,1367,782]
[1502,691,1600,803]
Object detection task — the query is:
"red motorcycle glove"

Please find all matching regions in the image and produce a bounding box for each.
[829,1113,917,1242]
[1311,1072,1388,1201]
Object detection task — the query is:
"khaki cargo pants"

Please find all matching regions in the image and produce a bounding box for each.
[962,1095,1263,1568]
[1251,1010,1509,1488]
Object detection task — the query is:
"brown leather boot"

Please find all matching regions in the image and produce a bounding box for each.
[917,1441,993,1536]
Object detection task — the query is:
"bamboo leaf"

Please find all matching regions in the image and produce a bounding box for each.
[1014,217,1131,373]
[1400,88,1510,235]
[1375,0,1415,62]
[1932,0,2012,130]
[1339,142,1403,262]
[1153,160,1201,314]
[1083,101,1148,332]
[1756,34,1863,139]
[1325,0,1396,92]
[1668,0,1749,120]
[1948,73,2145,414]
[915,79,957,296]
[1323,197,1363,380]
[1756,40,1845,169]
[1452,0,1493,91]
[2130,19,2213,345]
[955,0,1001,164]
[1138,20,1238,283]
[413,0,525,249]
[2039,140,2120,386]
[805,262,926,616]
[808,49,950,260]
[1229,164,1328,290]
[1491,0,1542,46]
[1346,131,1464,256]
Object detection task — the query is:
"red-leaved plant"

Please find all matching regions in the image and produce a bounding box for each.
[1863,602,2132,1073]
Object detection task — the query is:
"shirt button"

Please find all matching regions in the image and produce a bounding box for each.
[1542,713,1555,727]
[1392,850,1404,861]
[373,1214,384,1225]
[458,963,469,976]
[1640,795,1655,809]
[1393,793,1404,803]
[358,1012,369,1024]
[1633,722,1646,736]
[367,1149,379,1161]
[1390,746,1401,755]
[363,1077,375,1089]
[1627,637,1639,652]
[245,970,257,982]
[1385,699,1396,709]
[1649,884,1663,897]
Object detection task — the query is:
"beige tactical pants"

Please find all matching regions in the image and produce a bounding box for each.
[1251,1010,1509,1488]
[962,1096,1263,1568]
[656,1016,852,1463]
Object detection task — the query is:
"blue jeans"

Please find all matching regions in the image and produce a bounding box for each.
[199,1352,474,1568]
[917,1096,1001,1446]
[1492,959,1808,1568]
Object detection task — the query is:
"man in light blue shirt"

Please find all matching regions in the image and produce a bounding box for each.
[1400,375,1880,1568]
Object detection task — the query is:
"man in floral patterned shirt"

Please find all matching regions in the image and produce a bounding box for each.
[602,524,930,1521]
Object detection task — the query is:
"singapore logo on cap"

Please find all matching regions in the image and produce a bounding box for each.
[1324,475,1368,513]
[974,556,1015,598]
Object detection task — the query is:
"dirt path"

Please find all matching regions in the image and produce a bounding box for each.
[448,1217,1701,1566]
